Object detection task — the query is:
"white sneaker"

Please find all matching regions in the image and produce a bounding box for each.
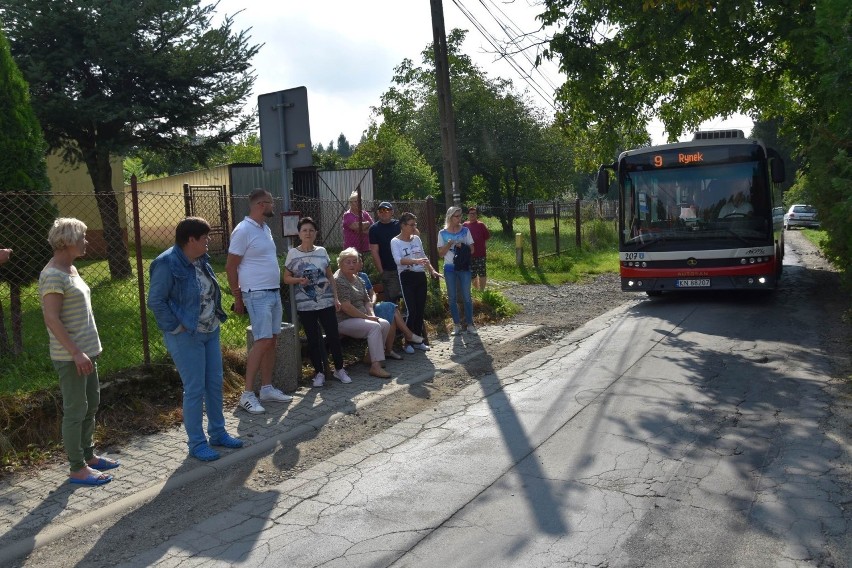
[239,392,265,414]
[403,344,415,354]
[259,385,293,402]
[413,342,431,351]
[409,333,424,344]
[466,325,478,335]
[451,325,462,336]
[333,368,352,384]
[313,372,325,387]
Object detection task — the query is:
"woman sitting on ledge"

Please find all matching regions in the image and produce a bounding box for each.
[334,247,392,378]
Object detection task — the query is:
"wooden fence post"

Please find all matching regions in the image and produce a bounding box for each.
[554,200,560,255]
[132,175,151,367]
[528,202,539,268]
[575,198,582,249]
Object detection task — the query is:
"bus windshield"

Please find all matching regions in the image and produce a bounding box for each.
[621,161,770,246]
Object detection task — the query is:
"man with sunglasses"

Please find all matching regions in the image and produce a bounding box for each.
[226,189,293,414]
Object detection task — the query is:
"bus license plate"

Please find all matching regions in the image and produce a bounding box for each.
[676,279,711,288]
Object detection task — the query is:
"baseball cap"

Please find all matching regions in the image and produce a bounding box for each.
[378,202,394,210]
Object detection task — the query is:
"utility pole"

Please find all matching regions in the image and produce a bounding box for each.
[430,0,461,210]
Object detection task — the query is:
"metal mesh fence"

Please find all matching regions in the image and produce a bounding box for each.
[476,199,618,262]
[0,190,617,393]
[0,190,443,393]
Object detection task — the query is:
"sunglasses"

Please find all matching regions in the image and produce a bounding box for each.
[378,207,392,212]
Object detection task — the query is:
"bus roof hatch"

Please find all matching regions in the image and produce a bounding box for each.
[693,129,746,140]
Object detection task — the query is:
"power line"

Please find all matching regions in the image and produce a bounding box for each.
[451,0,555,108]
[448,0,558,111]
[479,0,559,92]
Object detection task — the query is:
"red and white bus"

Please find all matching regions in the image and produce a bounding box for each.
[597,130,786,295]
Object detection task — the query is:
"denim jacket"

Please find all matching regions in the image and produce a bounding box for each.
[148,245,227,335]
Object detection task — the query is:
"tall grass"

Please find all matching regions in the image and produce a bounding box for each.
[478,215,620,286]
[0,254,251,395]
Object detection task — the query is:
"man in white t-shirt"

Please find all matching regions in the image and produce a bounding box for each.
[226,189,293,414]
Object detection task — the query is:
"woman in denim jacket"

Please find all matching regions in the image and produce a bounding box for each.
[148,217,242,461]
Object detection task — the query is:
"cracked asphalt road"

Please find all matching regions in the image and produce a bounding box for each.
[19,231,851,567]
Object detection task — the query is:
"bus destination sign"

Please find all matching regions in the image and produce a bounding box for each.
[626,145,760,171]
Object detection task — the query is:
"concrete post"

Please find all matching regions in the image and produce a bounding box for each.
[246,322,301,393]
[515,233,523,266]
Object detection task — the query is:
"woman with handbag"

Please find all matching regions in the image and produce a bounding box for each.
[438,206,476,335]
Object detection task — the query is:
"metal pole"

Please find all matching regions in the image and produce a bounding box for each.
[131,175,150,367]
[275,92,299,325]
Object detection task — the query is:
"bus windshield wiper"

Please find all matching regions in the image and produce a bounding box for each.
[728,228,756,245]
[632,233,667,250]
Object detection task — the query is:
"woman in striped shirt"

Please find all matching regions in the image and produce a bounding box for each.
[39,218,119,486]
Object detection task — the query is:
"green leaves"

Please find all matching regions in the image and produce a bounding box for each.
[1,0,260,160]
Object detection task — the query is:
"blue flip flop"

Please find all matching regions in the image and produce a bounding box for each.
[69,473,112,486]
[88,457,120,471]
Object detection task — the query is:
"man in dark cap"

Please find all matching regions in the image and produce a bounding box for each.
[368,202,403,303]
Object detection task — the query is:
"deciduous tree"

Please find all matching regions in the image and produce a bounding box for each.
[538,0,851,279]
[377,29,580,234]
[0,0,260,279]
[348,123,439,200]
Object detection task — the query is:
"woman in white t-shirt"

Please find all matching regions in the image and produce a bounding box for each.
[284,217,350,388]
[391,212,441,349]
[438,206,476,335]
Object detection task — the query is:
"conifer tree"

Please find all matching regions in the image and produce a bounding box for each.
[0,29,55,354]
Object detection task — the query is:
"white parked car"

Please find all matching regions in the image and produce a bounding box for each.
[783,204,819,230]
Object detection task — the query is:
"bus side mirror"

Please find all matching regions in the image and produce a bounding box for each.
[768,148,786,184]
[596,167,610,195]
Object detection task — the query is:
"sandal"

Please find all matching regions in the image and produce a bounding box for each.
[190,443,220,462]
[210,432,244,449]
[88,456,120,470]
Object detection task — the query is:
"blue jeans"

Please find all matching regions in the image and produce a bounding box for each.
[444,267,473,325]
[163,327,226,451]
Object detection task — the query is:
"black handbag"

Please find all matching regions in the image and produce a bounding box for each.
[453,242,472,271]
